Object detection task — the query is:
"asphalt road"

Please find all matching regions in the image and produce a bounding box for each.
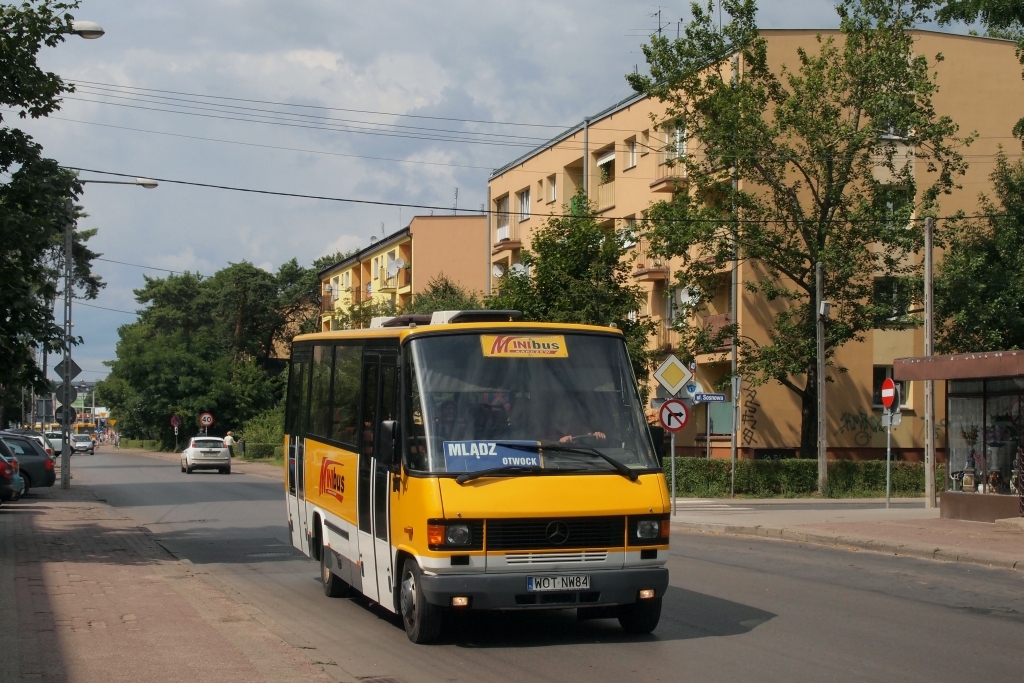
[74,448,1024,683]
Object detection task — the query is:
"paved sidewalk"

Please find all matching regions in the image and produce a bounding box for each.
[0,484,335,682]
[671,498,1024,571]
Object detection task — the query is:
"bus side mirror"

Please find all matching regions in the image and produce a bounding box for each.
[648,425,666,467]
[380,420,400,470]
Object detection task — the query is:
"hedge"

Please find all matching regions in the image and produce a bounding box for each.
[666,458,946,498]
[243,443,278,459]
[120,439,161,451]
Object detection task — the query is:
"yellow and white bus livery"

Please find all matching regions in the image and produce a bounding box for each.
[284,310,670,642]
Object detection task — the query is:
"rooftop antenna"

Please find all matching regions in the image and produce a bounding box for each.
[454,187,459,215]
[651,8,665,37]
[380,222,385,237]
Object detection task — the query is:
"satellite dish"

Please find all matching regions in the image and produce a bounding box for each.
[678,287,699,306]
[509,263,527,276]
[395,258,406,269]
[386,262,400,278]
[370,235,378,243]
[492,264,506,279]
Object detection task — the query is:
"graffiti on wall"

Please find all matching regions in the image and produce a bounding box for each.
[741,386,760,446]
[838,411,885,446]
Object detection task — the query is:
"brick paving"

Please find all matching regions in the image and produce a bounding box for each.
[0,484,337,683]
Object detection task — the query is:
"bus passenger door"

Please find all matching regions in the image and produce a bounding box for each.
[373,357,398,604]
[357,359,380,602]
[286,352,311,554]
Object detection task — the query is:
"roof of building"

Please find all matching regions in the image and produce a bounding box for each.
[318,227,410,278]
[488,28,1010,183]
[894,350,1024,381]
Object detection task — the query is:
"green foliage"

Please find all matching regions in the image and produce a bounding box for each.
[668,457,945,497]
[0,1,103,421]
[627,0,969,455]
[237,404,285,448]
[97,260,322,448]
[242,443,277,459]
[402,274,483,314]
[486,192,658,396]
[935,151,1024,352]
[120,439,160,451]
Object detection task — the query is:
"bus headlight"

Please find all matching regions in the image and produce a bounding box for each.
[636,520,660,539]
[446,523,472,545]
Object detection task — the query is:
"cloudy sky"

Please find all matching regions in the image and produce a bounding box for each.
[19,0,962,381]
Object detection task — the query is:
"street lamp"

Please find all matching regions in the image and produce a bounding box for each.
[59,175,157,488]
[70,21,105,39]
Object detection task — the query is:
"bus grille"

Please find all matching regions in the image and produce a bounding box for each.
[485,516,625,551]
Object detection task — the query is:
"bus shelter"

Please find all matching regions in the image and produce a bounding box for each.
[894,351,1024,522]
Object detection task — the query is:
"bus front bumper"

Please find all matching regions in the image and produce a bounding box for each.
[418,567,669,610]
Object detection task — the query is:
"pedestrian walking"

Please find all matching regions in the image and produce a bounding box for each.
[224,431,236,458]
[115,433,120,449]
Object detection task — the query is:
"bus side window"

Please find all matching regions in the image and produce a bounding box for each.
[285,356,310,496]
[404,355,428,471]
[330,344,362,447]
[308,345,334,440]
[358,361,379,534]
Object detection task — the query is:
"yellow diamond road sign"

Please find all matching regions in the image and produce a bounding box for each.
[654,354,693,396]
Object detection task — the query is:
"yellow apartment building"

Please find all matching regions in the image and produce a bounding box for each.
[319,215,488,330]
[487,29,1024,461]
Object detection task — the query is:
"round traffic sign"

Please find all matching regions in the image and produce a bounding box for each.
[659,399,690,433]
[170,414,181,428]
[199,412,215,427]
[880,378,897,409]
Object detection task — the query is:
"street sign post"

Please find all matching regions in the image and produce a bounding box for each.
[692,394,728,459]
[55,406,77,424]
[170,415,181,428]
[199,412,214,434]
[880,378,900,508]
[654,355,693,397]
[694,393,727,403]
[659,398,689,517]
[55,355,82,489]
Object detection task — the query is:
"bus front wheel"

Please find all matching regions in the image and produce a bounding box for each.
[321,548,348,598]
[400,559,443,644]
[618,596,662,634]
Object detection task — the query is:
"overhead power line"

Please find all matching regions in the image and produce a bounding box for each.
[62,166,1004,225]
[74,301,138,315]
[95,257,184,274]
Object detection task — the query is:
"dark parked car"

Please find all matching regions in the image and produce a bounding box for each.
[0,433,56,492]
[0,452,17,504]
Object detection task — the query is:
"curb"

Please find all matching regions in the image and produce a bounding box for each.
[673,522,1024,572]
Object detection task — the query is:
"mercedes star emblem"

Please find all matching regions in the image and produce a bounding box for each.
[545,520,569,545]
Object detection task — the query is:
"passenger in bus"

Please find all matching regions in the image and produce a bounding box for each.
[434,400,459,441]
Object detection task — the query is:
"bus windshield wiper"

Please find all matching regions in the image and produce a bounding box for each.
[455,465,544,485]
[503,443,638,482]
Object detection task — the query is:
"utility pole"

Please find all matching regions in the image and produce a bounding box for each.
[730,52,739,498]
[816,262,828,494]
[61,198,73,489]
[924,216,936,508]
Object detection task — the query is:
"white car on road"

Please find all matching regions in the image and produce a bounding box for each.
[181,437,231,475]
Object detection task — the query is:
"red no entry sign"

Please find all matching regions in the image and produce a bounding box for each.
[880,378,897,409]
[659,399,690,433]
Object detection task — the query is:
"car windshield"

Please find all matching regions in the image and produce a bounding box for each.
[193,439,224,449]
[404,332,658,475]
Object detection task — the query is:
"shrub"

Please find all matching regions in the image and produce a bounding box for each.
[238,405,284,447]
[666,458,946,498]
[244,443,277,459]
[120,439,161,451]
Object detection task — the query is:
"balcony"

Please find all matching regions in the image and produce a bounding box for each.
[702,313,733,351]
[653,324,676,353]
[493,214,521,254]
[631,239,669,282]
[650,161,686,192]
[320,295,337,313]
[596,180,615,212]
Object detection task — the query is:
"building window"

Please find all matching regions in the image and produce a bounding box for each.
[872,277,911,328]
[372,257,379,281]
[619,216,637,248]
[343,271,350,290]
[640,130,650,156]
[496,195,510,240]
[626,138,637,169]
[662,123,686,163]
[518,188,530,222]
[548,174,557,203]
[872,366,908,408]
[331,277,340,300]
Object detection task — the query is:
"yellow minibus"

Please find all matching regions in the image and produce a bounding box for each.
[284,310,669,642]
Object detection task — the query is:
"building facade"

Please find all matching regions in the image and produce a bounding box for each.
[486,30,1024,460]
[319,215,488,331]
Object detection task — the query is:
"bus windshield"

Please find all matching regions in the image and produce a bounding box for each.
[405,332,659,475]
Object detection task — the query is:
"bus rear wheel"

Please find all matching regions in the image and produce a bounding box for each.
[618,596,662,634]
[400,559,443,644]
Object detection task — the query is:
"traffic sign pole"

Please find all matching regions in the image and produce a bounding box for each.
[880,378,898,509]
[671,431,676,516]
[658,398,690,517]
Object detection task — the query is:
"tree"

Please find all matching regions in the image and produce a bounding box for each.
[0,1,101,427]
[488,192,657,395]
[934,151,1024,352]
[627,0,969,456]
[403,274,483,314]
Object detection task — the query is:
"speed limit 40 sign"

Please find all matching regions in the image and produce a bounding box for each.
[199,412,215,428]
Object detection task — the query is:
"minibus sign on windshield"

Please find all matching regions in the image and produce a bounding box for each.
[481,334,568,358]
